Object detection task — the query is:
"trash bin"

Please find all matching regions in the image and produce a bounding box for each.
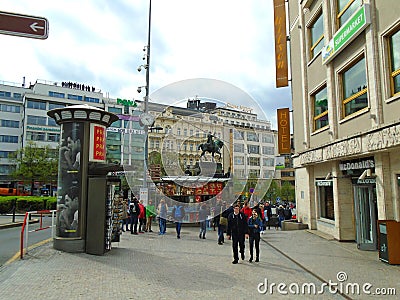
[377,220,400,264]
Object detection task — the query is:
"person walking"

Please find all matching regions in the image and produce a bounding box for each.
[198,203,209,239]
[226,203,249,264]
[264,202,273,230]
[171,203,185,239]
[138,200,146,233]
[277,205,285,229]
[145,199,156,232]
[247,209,263,262]
[217,201,228,245]
[129,198,140,235]
[157,198,168,235]
[241,200,252,220]
[121,198,129,232]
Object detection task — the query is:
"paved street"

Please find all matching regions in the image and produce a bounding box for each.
[0,226,399,300]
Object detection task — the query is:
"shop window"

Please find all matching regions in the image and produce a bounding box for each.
[389,28,400,96]
[340,56,368,118]
[337,0,362,28]
[312,85,329,130]
[318,185,335,220]
[309,10,324,60]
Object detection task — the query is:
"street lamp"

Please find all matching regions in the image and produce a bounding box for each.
[138,0,152,190]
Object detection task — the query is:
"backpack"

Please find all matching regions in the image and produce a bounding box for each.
[130,203,137,214]
[174,206,182,218]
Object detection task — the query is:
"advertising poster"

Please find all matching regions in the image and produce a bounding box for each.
[56,122,83,238]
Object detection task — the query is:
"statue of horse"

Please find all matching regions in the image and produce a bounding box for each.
[198,139,224,158]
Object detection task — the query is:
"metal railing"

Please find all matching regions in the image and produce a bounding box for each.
[20,210,56,259]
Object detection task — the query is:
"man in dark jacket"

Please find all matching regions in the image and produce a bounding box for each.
[129,198,140,235]
[226,203,249,264]
[171,204,185,239]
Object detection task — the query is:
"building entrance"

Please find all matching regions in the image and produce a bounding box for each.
[353,185,377,250]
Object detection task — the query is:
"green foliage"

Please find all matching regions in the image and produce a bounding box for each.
[0,196,57,214]
[280,181,295,202]
[9,141,58,195]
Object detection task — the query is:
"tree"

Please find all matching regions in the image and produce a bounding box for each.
[280,181,295,203]
[10,142,58,195]
[264,180,280,204]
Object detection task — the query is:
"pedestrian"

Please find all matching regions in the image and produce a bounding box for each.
[138,200,146,233]
[226,203,249,264]
[171,203,185,239]
[157,198,168,235]
[248,209,263,262]
[277,205,285,229]
[217,200,228,245]
[198,202,209,239]
[129,197,140,235]
[264,202,273,230]
[121,198,129,232]
[241,200,252,220]
[145,199,156,232]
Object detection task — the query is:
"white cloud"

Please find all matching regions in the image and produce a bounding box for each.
[0,0,291,129]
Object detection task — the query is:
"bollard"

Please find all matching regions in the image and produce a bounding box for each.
[12,199,16,223]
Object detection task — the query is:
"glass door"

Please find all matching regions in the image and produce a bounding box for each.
[354,186,377,250]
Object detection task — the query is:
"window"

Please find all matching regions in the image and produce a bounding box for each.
[248,157,260,166]
[48,91,65,98]
[262,134,273,143]
[337,0,362,28]
[262,146,274,155]
[341,56,368,117]
[312,86,329,130]
[48,133,60,142]
[49,103,65,110]
[248,145,259,154]
[0,91,11,98]
[0,104,20,113]
[309,11,324,59]
[246,132,259,142]
[108,107,122,127]
[234,143,244,153]
[389,29,400,96]
[13,93,22,100]
[1,119,19,128]
[0,164,15,174]
[177,128,181,135]
[183,129,187,136]
[233,130,244,140]
[84,96,100,103]
[0,151,14,158]
[318,184,335,220]
[234,156,244,165]
[67,94,83,101]
[0,135,18,143]
[27,100,46,110]
[27,115,47,126]
[26,131,45,141]
[263,158,275,167]
[48,118,58,127]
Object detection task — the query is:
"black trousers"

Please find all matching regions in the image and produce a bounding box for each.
[232,234,245,261]
[249,234,260,259]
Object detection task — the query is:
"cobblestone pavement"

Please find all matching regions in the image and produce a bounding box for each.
[0,227,399,300]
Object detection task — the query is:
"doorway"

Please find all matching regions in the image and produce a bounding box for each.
[353,185,377,250]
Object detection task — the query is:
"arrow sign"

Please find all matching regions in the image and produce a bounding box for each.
[0,11,48,39]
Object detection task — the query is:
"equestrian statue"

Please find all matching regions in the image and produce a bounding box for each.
[198,132,224,158]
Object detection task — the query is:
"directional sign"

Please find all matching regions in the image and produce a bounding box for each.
[0,11,48,39]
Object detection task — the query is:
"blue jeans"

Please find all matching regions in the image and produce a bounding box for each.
[199,221,207,237]
[159,218,166,234]
[278,216,285,228]
[175,221,182,237]
[218,224,225,243]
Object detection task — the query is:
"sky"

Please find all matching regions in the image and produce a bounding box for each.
[0,0,291,129]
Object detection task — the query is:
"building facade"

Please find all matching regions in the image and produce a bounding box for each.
[288,0,400,249]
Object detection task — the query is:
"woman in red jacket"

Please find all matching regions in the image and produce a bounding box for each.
[241,200,252,220]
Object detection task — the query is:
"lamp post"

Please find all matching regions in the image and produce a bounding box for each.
[142,0,152,191]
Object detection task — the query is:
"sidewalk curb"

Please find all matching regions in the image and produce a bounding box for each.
[0,219,39,230]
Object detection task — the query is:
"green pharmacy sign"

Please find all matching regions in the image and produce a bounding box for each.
[322,4,371,65]
[117,98,137,107]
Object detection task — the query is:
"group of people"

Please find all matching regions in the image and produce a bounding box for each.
[122,196,293,265]
[121,197,157,235]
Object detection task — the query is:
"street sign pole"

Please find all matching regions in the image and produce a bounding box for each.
[0,11,48,39]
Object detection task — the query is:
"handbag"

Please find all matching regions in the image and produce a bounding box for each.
[219,206,228,226]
